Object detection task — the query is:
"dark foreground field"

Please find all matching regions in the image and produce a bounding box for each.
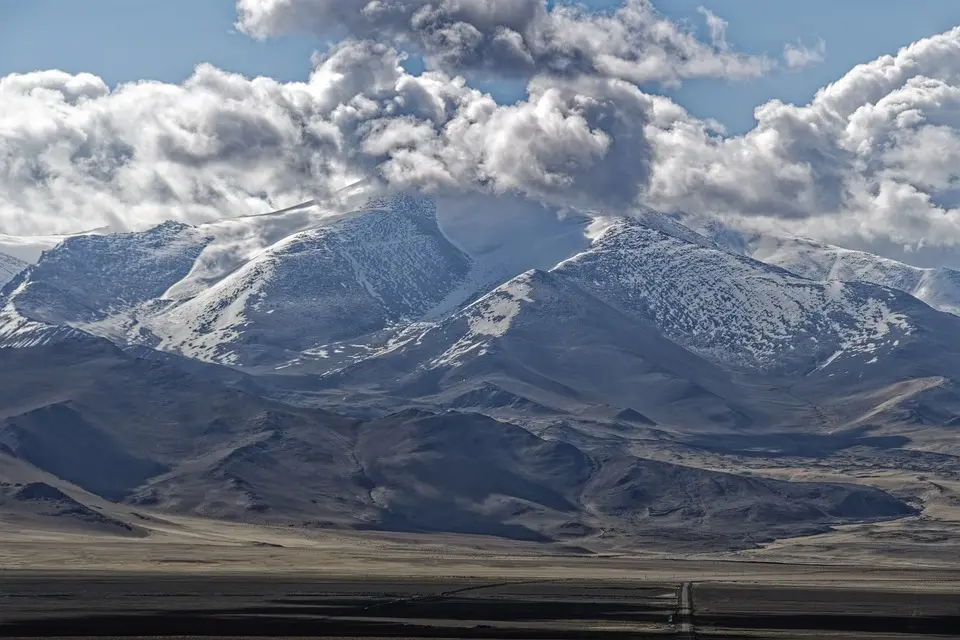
[1,573,959,639]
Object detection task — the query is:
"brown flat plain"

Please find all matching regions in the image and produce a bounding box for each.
[2,507,959,585]
[2,513,960,638]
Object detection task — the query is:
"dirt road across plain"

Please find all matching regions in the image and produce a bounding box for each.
[1,572,959,638]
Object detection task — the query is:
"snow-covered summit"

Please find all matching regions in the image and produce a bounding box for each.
[2,192,957,387]
[556,220,915,373]
[702,225,960,317]
[148,194,472,365]
[0,192,603,367]
[324,214,930,392]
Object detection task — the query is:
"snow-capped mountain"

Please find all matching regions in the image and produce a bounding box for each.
[0,193,593,366]
[3,194,955,384]
[320,268,766,429]
[555,219,916,373]
[0,252,25,287]
[308,210,960,439]
[703,226,960,317]
[2,193,959,548]
[0,222,210,349]
[331,217,924,379]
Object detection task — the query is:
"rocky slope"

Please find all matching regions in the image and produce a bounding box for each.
[1,193,958,549]
[0,339,916,548]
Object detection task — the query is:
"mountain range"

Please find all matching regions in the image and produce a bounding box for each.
[1,191,958,553]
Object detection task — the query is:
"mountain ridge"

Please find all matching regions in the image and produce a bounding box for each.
[0,338,918,549]
[1,194,959,551]
[701,223,960,317]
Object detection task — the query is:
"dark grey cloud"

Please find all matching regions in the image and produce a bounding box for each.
[236,0,776,85]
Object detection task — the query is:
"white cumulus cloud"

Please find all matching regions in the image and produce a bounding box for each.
[1,0,959,264]
[648,27,960,252]
[0,40,654,234]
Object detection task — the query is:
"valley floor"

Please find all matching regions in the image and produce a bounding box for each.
[1,571,958,639]
[2,517,960,638]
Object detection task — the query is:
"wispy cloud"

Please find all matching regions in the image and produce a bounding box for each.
[783,38,827,69]
[697,6,730,51]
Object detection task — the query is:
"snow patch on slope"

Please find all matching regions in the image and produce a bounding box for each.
[151,252,278,365]
[431,271,538,368]
[160,202,334,302]
[0,281,89,347]
[468,277,534,338]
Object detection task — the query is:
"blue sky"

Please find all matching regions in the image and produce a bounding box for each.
[2,0,960,133]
